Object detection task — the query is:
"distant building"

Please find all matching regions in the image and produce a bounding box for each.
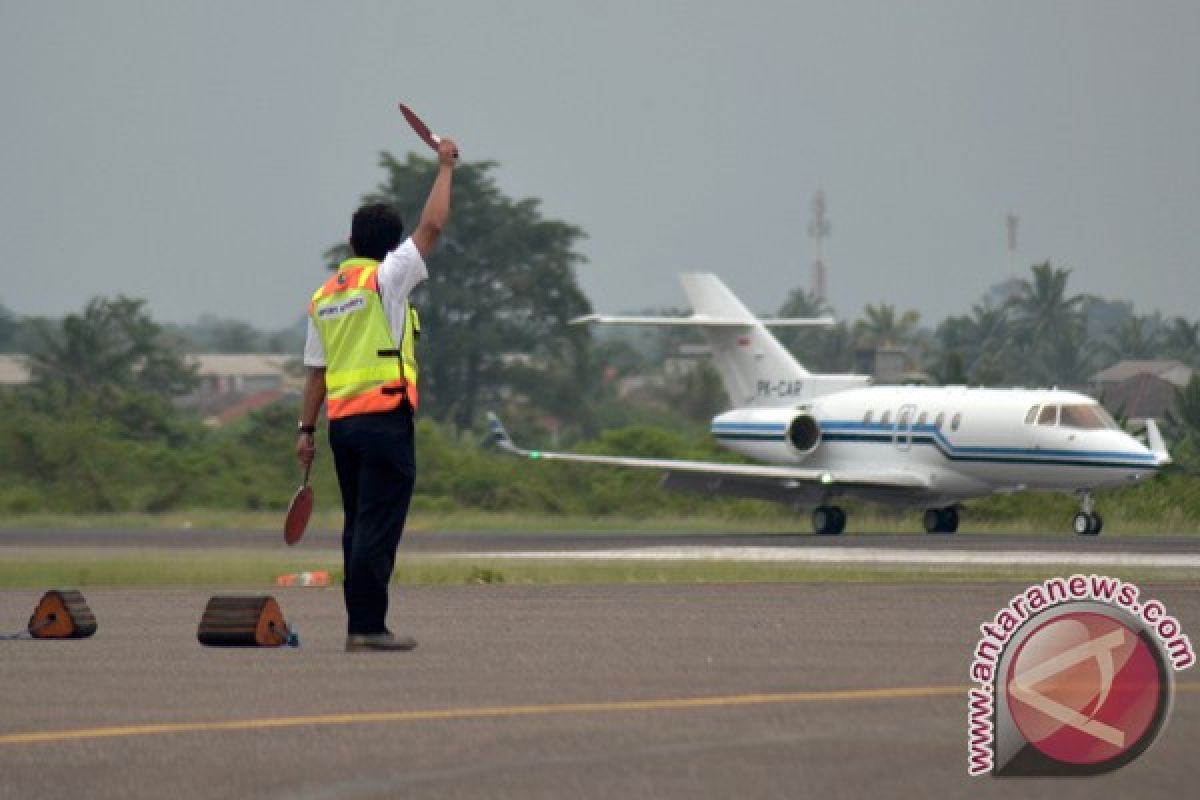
[0,352,297,423]
[866,346,933,386]
[981,277,1024,311]
[0,354,31,386]
[662,343,710,378]
[188,354,295,395]
[179,353,299,421]
[1090,360,1193,420]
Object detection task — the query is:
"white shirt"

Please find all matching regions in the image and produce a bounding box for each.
[303,238,428,368]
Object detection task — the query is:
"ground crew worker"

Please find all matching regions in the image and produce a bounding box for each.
[296,136,458,652]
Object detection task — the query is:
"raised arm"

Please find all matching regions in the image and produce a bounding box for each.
[411,138,458,258]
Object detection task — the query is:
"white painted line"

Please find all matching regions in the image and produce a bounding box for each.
[441,546,1200,569]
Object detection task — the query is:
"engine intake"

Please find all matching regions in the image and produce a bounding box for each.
[786,413,822,456]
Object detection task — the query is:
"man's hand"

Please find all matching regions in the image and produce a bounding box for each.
[296,432,316,468]
[437,137,458,167]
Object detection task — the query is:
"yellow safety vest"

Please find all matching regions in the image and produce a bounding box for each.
[309,258,420,419]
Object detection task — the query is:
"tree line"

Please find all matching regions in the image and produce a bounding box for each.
[776,263,1200,386]
[2,150,1199,520]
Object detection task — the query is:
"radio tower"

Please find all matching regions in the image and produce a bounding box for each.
[808,190,831,302]
[1006,212,1018,277]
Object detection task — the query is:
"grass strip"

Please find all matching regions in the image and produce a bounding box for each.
[0,553,1195,589]
[2,510,1198,536]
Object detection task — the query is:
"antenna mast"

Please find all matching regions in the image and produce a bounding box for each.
[1006,212,1018,278]
[808,190,831,303]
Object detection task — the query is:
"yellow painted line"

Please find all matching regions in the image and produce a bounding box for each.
[0,685,967,746]
[4,681,1196,747]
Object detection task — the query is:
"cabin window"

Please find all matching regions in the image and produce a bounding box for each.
[1037,405,1058,426]
[898,409,911,427]
[935,412,945,430]
[863,410,873,425]
[880,410,892,426]
[1024,405,1040,425]
[917,411,928,428]
[1060,404,1110,430]
[951,412,962,431]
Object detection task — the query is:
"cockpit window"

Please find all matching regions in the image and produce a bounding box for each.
[1024,405,1040,425]
[1060,404,1116,430]
[1037,405,1058,426]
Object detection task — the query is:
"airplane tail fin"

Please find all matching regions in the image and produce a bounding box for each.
[573,273,868,407]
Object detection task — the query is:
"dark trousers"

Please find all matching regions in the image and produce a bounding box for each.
[328,406,416,635]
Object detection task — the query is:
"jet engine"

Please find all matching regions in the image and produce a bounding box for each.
[786,413,822,456]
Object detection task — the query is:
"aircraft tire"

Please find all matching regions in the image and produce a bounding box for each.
[1072,512,1100,536]
[940,507,959,533]
[813,506,844,535]
[923,509,943,534]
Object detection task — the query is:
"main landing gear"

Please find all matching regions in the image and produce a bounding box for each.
[1073,491,1103,535]
[923,507,959,534]
[812,505,846,535]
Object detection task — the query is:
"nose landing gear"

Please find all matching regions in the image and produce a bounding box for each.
[1073,491,1104,535]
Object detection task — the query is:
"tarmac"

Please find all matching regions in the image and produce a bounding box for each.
[1,581,1198,799]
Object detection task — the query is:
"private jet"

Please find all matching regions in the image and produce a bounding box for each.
[488,274,1171,535]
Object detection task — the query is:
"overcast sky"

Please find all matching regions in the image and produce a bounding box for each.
[2,1,1198,331]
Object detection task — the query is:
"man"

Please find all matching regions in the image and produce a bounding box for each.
[296,136,458,652]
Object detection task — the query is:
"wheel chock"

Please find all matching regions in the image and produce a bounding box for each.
[27,589,98,639]
[197,595,292,647]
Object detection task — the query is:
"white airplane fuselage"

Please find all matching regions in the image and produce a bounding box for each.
[544,273,1171,533]
[713,385,1160,507]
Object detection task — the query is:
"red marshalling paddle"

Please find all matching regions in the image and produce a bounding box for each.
[398,102,457,158]
[284,463,312,546]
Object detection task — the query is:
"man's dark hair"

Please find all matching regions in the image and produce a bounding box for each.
[350,203,404,260]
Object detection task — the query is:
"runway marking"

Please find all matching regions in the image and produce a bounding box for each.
[4,682,1197,746]
[0,685,967,746]
[451,547,1200,568]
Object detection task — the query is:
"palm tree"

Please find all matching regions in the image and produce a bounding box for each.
[777,288,830,320]
[1169,375,1200,444]
[1163,317,1200,367]
[929,301,1016,385]
[964,302,1018,385]
[1007,262,1090,385]
[28,296,197,403]
[1096,315,1163,364]
[1037,324,1095,386]
[1008,262,1087,343]
[775,289,852,372]
[854,303,921,350]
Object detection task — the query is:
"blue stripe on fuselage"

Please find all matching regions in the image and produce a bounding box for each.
[710,420,1158,470]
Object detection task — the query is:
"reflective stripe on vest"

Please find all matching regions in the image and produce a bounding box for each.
[309,258,420,419]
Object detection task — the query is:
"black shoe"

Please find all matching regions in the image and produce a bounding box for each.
[345,632,418,652]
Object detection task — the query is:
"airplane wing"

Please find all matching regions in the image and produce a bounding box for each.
[570,314,836,327]
[486,413,930,504]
